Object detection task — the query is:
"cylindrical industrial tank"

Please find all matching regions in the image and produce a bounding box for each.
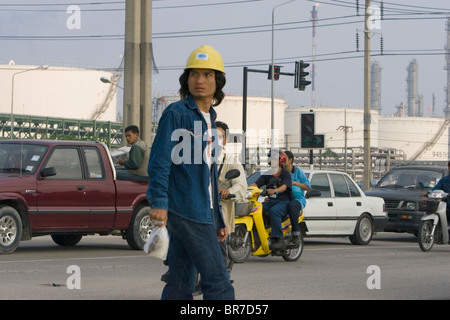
[0,63,117,121]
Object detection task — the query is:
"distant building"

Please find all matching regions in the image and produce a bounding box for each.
[285,106,449,162]
[155,94,450,164]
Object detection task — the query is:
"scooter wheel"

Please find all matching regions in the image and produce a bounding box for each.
[418,220,435,252]
[282,233,303,262]
[228,224,251,263]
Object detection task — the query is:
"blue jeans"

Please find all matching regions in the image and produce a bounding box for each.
[162,212,235,300]
[116,168,149,182]
[288,200,303,234]
[262,198,289,238]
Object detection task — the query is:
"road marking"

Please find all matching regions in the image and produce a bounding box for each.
[0,254,146,264]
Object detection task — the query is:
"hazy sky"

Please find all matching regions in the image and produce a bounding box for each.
[2,0,450,116]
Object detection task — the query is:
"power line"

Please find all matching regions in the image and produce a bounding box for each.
[0,35,124,41]
[152,48,446,72]
[308,0,450,15]
[0,0,261,11]
[153,0,263,10]
[0,1,124,7]
[0,14,361,41]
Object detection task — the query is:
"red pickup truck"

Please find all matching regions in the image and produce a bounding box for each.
[0,140,152,254]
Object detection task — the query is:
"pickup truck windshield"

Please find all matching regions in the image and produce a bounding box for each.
[0,143,48,174]
[378,169,443,190]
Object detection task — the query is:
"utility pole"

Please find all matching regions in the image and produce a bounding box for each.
[123,0,153,146]
[338,110,352,174]
[363,0,371,190]
[140,0,152,146]
[271,0,295,150]
[123,0,140,135]
[311,4,318,108]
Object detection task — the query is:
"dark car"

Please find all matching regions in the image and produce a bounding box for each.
[365,165,447,234]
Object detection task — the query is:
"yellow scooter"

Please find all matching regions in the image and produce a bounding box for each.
[228,186,304,262]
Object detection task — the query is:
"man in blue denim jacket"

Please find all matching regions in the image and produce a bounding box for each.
[431,161,450,221]
[147,45,234,300]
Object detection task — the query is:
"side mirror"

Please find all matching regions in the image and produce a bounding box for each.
[306,189,321,199]
[224,169,240,180]
[41,167,57,178]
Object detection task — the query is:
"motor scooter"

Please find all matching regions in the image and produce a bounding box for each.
[228,185,304,262]
[418,190,450,252]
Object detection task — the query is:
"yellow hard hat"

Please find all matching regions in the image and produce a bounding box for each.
[185,45,225,74]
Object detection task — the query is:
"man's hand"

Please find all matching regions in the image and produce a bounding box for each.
[219,188,230,199]
[217,227,228,242]
[150,208,168,226]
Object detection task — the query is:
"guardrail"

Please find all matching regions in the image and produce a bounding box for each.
[0,113,123,147]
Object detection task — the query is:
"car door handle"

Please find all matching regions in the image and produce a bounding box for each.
[356,202,362,206]
[76,185,85,190]
[327,202,333,207]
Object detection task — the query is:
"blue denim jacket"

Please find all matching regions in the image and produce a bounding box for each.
[146,95,224,228]
[432,174,450,192]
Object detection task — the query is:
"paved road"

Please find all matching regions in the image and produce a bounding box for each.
[1,233,449,300]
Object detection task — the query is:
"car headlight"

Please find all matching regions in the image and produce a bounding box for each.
[405,201,417,210]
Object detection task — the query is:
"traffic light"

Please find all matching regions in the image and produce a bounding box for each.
[295,60,311,91]
[268,65,281,81]
[274,66,280,80]
[301,113,314,138]
[301,113,324,148]
[312,134,325,148]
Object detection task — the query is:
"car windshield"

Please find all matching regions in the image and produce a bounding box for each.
[0,143,48,174]
[378,168,443,190]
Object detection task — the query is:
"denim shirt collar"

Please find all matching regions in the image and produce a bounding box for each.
[186,94,217,122]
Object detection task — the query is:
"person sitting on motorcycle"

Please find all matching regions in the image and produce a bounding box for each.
[284,150,310,245]
[216,121,248,272]
[431,160,450,221]
[249,148,292,250]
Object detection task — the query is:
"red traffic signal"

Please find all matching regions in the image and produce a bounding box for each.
[268,65,281,81]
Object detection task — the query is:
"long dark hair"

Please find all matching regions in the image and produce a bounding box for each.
[179,69,226,107]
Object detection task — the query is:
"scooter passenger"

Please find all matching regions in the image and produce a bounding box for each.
[249,148,292,250]
[284,150,310,245]
[216,121,248,272]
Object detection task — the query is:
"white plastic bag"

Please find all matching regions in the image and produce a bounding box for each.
[143,224,169,260]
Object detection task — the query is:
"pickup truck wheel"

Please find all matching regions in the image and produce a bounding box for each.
[349,213,373,245]
[0,206,23,254]
[126,205,153,250]
[51,234,83,246]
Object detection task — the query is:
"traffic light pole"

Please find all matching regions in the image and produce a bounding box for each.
[242,66,294,168]
[363,0,371,191]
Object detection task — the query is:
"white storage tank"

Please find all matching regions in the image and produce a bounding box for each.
[0,63,117,121]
